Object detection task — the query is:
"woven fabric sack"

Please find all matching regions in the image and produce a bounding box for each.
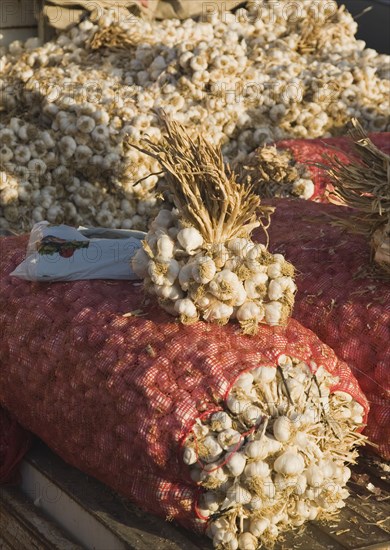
[253,199,390,458]
[0,234,368,529]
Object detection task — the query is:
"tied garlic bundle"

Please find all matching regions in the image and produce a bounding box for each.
[237,146,315,201]
[183,358,366,550]
[327,119,390,276]
[131,118,296,332]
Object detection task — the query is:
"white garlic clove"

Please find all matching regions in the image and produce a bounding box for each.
[244,272,268,299]
[174,298,198,320]
[240,404,262,426]
[251,365,276,384]
[305,465,324,487]
[192,256,217,284]
[249,517,269,537]
[218,429,242,451]
[209,269,242,302]
[248,495,263,511]
[226,395,250,416]
[244,460,270,479]
[233,371,254,390]
[201,491,220,513]
[226,482,252,505]
[264,301,283,326]
[201,435,223,462]
[177,227,203,254]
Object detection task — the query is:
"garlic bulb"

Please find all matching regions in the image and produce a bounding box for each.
[183,446,197,466]
[273,416,291,442]
[274,450,305,476]
[226,452,247,477]
[210,411,232,432]
[177,228,203,254]
[139,198,295,330]
[174,298,198,323]
[238,532,257,550]
[192,256,217,284]
[184,354,366,549]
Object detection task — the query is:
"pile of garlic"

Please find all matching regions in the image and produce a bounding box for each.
[132,209,296,330]
[1,0,389,232]
[183,357,366,549]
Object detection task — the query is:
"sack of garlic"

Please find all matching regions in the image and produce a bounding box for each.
[131,117,296,333]
[253,123,390,460]
[0,232,368,549]
[263,201,390,463]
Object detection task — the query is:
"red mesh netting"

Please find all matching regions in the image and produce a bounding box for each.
[0,235,368,528]
[274,133,390,202]
[254,199,390,459]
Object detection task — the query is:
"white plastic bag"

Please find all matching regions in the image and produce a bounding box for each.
[11,222,146,282]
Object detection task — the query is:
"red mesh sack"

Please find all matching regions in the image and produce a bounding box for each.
[254,199,390,459]
[274,133,390,202]
[0,234,368,532]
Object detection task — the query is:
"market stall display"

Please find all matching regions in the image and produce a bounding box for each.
[0,1,389,547]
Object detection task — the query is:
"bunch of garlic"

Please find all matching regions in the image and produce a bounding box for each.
[237,146,315,201]
[132,208,296,331]
[182,357,366,549]
[1,0,389,233]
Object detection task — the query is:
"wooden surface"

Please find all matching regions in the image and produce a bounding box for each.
[1,440,389,550]
[0,482,82,549]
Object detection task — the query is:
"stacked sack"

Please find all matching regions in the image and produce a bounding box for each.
[254,198,390,459]
[0,233,368,549]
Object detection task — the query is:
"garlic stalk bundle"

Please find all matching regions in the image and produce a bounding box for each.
[327,119,390,276]
[236,146,316,200]
[131,117,296,332]
[183,357,367,549]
